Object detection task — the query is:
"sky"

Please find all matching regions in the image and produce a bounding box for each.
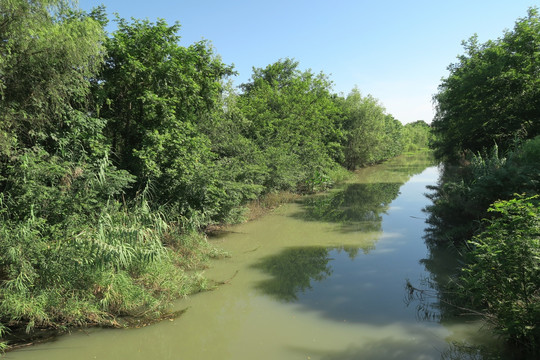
[78,0,539,124]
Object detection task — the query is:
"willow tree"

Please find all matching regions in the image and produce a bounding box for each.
[0,0,107,158]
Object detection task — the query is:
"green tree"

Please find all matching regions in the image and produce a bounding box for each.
[401,120,432,152]
[0,0,107,158]
[198,81,268,221]
[432,8,540,162]
[238,58,344,192]
[381,114,404,159]
[95,17,236,223]
[341,88,400,169]
[0,4,220,348]
[425,136,540,244]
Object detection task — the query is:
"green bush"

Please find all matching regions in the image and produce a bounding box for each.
[459,195,540,350]
[425,138,540,244]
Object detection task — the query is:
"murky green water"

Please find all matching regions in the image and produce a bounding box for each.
[6,154,504,360]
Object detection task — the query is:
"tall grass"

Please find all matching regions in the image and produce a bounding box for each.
[425,136,540,244]
[0,192,222,350]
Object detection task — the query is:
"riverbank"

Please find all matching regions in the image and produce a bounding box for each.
[6,152,505,360]
[0,153,431,355]
[0,153,400,355]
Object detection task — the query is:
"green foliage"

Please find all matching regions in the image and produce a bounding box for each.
[0,0,106,155]
[238,58,345,192]
[94,17,243,225]
[459,195,540,350]
[424,137,540,354]
[0,2,222,347]
[1,149,134,225]
[0,1,414,347]
[0,196,217,334]
[425,137,540,244]
[401,120,433,152]
[382,114,405,158]
[198,81,267,222]
[341,88,404,169]
[431,7,540,162]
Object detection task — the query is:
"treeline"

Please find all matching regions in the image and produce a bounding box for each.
[426,8,540,355]
[0,0,430,348]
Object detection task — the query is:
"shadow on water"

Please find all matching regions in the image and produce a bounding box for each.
[252,179,405,304]
[251,154,440,324]
[288,339,506,360]
[251,243,429,326]
[251,246,361,302]
[251,246,333,302]
[292,182,402,234]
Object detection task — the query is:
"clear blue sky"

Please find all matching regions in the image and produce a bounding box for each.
[79,0,538,124]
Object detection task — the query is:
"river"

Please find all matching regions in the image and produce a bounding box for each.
[6,154,505,359]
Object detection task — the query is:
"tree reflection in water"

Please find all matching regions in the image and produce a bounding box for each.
[294,182,402,233]
[252,246,360,302]
[252,247,332,302]
[254,179,404,302]
[254,156,431,302]
[410,197,524,359]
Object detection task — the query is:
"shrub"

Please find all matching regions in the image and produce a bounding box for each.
[459,195,540,351]
[425,138,540,244]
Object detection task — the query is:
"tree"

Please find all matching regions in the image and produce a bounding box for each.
[95,17,236,222]
[0,5,221,344]
[459,195,540,350]
[432,8,540,162]
[402,120,432,152]
[238,58,344,191]
[0,0,107,158]
[381,114,404,159]
[341,88,398,169]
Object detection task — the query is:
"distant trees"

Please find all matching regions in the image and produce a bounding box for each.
[401,120,433,152]
[340,88,407,169]
[238,58,344,191]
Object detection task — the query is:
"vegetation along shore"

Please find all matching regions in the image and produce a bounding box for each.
[1,1,539,357]
[0,0,431,352]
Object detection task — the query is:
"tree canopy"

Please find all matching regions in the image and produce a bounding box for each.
[431,8,540,162]
[341,88,405,168]
[238,58,344,191]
